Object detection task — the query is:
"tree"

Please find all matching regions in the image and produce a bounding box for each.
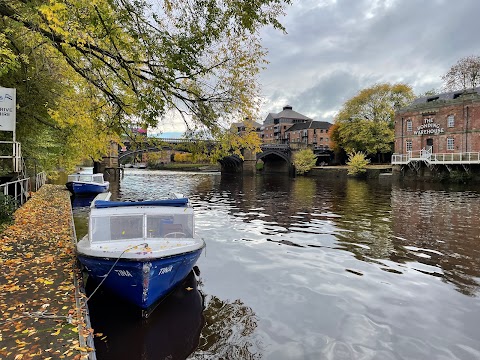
[0,0,290,171]
[333,83,415,161]
[293,149,317,175]
[442,55,480,91]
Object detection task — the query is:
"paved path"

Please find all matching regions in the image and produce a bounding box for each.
[0,185,93,360]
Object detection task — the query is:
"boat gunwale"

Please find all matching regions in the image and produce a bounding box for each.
[75,241,205,262]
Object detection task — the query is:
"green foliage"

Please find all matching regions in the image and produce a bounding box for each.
[334,83,415,156]
[174,153,193,163]
[0,0,290,172]
[293,149,317,175]
[0,194,17,225]
[346,151,371,176]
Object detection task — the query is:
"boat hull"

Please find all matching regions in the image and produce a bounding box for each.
[66,181,109,195]
[77,248,203,309]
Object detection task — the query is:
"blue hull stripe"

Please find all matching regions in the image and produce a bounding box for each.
[67,182,109,194]
[78,249,203,309]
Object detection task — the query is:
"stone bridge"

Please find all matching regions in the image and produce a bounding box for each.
[109,139,330,174]
[219,144,294,174]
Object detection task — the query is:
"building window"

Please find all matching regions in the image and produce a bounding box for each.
[447,115,455,128]
[447,138,454,150]
[406,119,412,131]
[406,140,412,152]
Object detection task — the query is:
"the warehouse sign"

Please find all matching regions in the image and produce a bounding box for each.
[414,117,444,136]
[0,87,16,132]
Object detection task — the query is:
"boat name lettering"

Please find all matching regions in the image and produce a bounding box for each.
[115,269,133,277]
[159,265,173,275]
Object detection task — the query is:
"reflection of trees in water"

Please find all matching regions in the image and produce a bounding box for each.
[192,172,480,296]
[191,296,261,360]
[330,179,396,259]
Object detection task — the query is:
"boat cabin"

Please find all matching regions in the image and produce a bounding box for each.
[68,173,105,184]
[88,204,195,243]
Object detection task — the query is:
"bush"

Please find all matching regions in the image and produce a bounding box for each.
[0,193,16,225]
[293,149,317,175]
[346,151,370,176]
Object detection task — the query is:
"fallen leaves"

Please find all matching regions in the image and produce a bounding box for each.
[0,185,92,359]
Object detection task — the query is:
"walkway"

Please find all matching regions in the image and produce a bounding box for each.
[0,185,94,360]
[392,150,480,165]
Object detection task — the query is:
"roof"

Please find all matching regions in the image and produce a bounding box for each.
[411,87,480,105]
[232,120,262,129]
[263,105,312,125]
[285,121,332,132]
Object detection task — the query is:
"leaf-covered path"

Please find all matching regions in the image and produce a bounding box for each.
[0,185,93,359]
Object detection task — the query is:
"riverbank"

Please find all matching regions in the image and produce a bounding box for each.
[308,164,392,178]
[0,185,94,360]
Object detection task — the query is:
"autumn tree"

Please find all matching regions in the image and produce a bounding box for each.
[0,0,290,171]
[442,55,480,91]
[333,83,415,162]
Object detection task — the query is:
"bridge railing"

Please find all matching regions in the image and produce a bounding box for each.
[261,144,289,150]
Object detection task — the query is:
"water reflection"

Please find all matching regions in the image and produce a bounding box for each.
[71,194,97,208]
[194,174,480,297]
[191,296,260,360]
[71,170,480,359]
[87,271,205,360]
[391,186,480,296]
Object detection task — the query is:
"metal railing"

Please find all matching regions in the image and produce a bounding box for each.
[0,141,22,172]
[392,150,480,165]
[0,177,30,207]
[35,171,47,191]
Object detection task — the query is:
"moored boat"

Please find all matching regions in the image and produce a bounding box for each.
[76,193,205,315]
[66,173,109,195]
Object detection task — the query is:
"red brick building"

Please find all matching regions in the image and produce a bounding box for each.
[285,120,331,150]
[393,87,480,166]
[261,105,311,144]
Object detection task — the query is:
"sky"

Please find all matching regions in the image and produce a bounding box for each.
[258,0,480,122]
[156,0,480,135]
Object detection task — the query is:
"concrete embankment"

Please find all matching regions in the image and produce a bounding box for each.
[0,185,94,359]
[308,165,393,178]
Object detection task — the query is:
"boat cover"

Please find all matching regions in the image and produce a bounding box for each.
[94,198,189,208]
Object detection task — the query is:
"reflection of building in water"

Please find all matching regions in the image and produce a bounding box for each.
[391,186,480,296]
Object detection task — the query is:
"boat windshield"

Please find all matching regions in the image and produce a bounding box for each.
[90,213,194,242]
[68,174,104,183]
[92,174,104,183]
[68,174,93,182]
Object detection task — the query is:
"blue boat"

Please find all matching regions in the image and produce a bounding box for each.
[66,173,109,195]
[76,193,205,315]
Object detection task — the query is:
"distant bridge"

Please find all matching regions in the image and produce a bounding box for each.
[118,138,331,174]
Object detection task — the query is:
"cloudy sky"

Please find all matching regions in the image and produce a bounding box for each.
[258,0,480,123]
[157,0,480,135]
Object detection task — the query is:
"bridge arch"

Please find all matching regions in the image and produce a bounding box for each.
[257,145,292,174]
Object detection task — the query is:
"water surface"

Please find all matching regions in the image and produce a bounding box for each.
[73,170,480,360]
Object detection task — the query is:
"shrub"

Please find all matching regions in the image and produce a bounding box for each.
[0,193,16,225]
[293,149,317,175]
[346,151,370,176]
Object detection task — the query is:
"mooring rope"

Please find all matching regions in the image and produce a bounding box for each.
[84,242,148,303]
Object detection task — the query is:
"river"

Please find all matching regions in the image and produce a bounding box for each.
[72,169,480,360]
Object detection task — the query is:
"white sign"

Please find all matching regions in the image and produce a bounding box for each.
[413,117,444,136]
[0,87,16,132]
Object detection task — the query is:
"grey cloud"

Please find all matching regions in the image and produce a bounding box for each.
[259,0,480,119]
